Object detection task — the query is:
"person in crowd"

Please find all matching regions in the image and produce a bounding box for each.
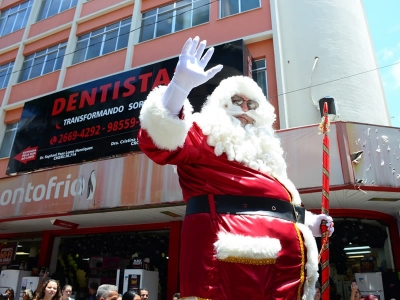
[138,36,333,300]
[121,291,140,300]
[22,289,35,300]
[117,295,122,300]
[172,293,180,300]
[33,279,61,300]
[88,282,98,300]
[350,281,361,300]
[61,285,73,300]
[138,289,148,300]
[5,289,14,300]
[314,286,321,300]
[95,285,118,300]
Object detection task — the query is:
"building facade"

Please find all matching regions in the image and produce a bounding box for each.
[0,0,399,299]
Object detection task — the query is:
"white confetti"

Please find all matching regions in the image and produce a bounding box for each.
[381,135,389,143]
[381,160,384,166]
[376,145,381,153]
[397,174,400,179]
[387,146,391,151]
[367,128,370,135]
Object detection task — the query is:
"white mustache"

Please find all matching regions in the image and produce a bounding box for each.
[225,105,250,117]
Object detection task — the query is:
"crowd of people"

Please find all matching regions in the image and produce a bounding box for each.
[1,273,179,300]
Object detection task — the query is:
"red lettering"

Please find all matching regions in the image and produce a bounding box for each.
[99,83,112,103]
[52,98,66,116]
[139,72,152,92]
[152,68,171,89]
[113,81,120,100]
[66,93,79,112]
[122,77,136,97]
[79,88,97,108]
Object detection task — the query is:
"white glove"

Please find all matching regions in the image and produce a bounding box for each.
[307,213,334,237]
[161,36,223,116]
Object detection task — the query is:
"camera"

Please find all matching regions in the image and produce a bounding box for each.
[0,293,9,300]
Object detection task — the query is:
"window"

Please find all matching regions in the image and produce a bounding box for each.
[0,61,14,89]
[140,0,210,42]
[220,0,260,18]
[0,0,33,37]
[72,18,131,64]
[0,123,18,158]
[18,42,67,82]
[252,59,268,98]
[37,0,78,21]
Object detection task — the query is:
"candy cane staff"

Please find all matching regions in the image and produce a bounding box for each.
[138,36,334,300]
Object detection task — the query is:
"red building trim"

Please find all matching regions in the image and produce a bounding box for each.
[167,221,182,300]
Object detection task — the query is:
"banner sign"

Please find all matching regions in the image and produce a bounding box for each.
[0,242,17,266]
[7,40,251,174]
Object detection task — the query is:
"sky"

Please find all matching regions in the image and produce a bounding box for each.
[363,0,400,127]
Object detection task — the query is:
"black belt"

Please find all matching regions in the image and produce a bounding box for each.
[186,195,305,224]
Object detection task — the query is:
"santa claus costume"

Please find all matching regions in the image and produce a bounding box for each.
[139,37,330,300]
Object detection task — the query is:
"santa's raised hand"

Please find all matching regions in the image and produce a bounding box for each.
[161,36,223,116]
[173,36,223,92]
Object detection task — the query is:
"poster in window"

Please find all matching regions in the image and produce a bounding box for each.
[128,275,141,293]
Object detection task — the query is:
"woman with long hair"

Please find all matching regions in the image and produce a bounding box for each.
[5,288,14,300]
[33,280,62,300]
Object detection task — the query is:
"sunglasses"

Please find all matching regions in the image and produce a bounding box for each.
[231,95,259,110]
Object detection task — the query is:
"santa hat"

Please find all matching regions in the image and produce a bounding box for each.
[202,75,276,127]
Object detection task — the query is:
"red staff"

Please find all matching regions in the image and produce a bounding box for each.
[318,102,330,300]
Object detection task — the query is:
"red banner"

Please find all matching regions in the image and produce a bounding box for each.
[0,243,18,266]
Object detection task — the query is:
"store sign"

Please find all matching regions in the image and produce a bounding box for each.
[360,260,374,272]
[0,243,17,266]
[51,219,79,229]
[7,40,251,175]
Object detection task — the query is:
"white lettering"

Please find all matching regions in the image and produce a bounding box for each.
[33,184,46,201]
[12,187,24,204]
[0,172,97,207]
[63,106,124,125]
[46,176,57,200]
[0,190,12,206]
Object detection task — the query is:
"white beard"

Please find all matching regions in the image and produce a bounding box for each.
[193,106,288,179]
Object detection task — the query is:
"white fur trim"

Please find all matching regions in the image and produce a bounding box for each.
[139,85,193,150]
[182,298,198,300]
[213,232,281,260]
[297,223,319,300]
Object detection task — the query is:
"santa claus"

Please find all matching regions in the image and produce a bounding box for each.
[138,37,333,300]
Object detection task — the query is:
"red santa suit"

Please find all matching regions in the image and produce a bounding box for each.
[139,76,319,300]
